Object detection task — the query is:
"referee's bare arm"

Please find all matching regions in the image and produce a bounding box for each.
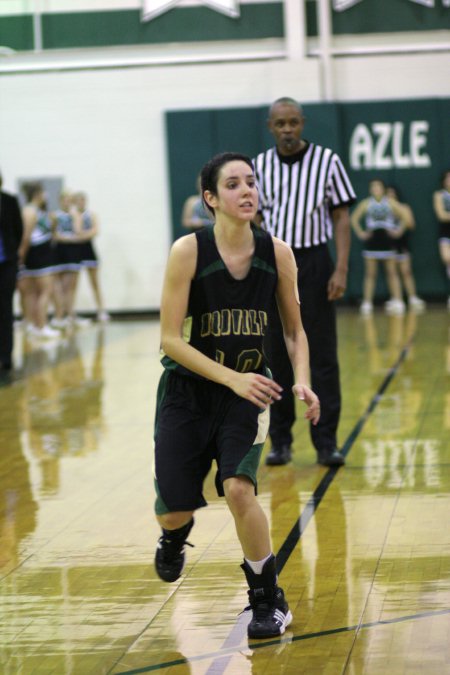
[329,205,351,301]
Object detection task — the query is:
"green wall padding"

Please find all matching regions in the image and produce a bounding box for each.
[3,2,448,51]
[0,15,33,51]
[166,97,450,301]
[41,5,283,49]
[306,0,450,36]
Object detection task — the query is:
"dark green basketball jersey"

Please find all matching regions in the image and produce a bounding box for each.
[162,225,278,376]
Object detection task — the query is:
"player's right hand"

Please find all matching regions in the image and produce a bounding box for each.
[230,373,283,409]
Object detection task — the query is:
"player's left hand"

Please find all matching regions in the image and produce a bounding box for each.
[292,384,320,425]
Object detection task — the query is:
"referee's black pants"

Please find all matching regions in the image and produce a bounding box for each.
[0,260,17,370]
[264,244,341,454]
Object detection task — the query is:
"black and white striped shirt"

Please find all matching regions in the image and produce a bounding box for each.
[253,142,356,248]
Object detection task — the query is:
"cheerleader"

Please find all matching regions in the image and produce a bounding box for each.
[72,192,109,322]
[19,183,59,338]
[351,179,407,316]
[51,191,88,328]
[385,186,425,312]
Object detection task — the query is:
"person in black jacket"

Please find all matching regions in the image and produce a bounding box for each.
[0,171,24,373]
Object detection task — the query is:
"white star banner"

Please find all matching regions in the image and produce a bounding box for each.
[332,0,363,11]
[142,0,240,21]
[333,0,449,9]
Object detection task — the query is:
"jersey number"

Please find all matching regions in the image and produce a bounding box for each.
[215,349,263,373]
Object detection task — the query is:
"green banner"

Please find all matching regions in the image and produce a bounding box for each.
[166,98,450,300]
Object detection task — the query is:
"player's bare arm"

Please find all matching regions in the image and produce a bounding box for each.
[273,238,320,424]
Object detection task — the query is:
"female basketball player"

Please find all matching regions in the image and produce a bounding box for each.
[153,152,319,640]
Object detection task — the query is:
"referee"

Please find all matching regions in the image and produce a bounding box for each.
[253,97,356,467]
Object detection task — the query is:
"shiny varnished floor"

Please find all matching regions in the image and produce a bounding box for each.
[0,307,449,674]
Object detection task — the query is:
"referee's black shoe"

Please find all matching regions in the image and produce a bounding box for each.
[265,444,292,466]
[155,518,194,582]
[317,448,345,467]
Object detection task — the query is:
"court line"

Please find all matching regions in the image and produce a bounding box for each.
[276,338,413,575]
[201,337,415,674]
[114,336,414,675]
[114,606,450,674]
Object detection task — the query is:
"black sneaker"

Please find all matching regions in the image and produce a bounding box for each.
[241,555,292,639]
[246,586,293,639]
[265,444,292,466]
[317,448,345,467]
[155,518,194,582]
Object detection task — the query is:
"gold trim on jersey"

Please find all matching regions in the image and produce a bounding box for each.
[200,309,268,338]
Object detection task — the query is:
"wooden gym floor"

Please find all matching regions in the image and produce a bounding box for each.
[1,306,449,674]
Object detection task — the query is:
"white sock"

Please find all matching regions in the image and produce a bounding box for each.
[245,552,274,575]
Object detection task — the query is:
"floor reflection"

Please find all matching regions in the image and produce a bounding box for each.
[0,312,448,675]
[20,329,105,496]
[362,311,417,376]
[0,327,110,674]
[0,386,38,578]
[358,310,446,491]
[362,438,442,490]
